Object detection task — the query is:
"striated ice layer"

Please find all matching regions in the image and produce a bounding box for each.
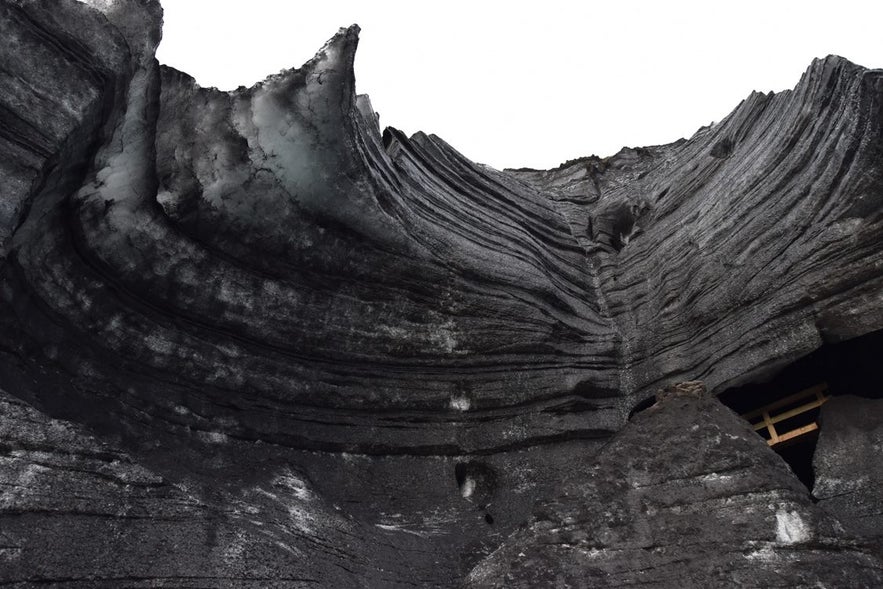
[0,0,881,585]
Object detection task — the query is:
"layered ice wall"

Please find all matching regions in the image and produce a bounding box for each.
[0,0,882,586]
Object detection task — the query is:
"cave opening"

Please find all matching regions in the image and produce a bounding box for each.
[718,329,883,492]
[628,395,656,420]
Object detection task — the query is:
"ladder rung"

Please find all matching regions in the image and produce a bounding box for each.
[750,397,827,431]
[767,422,819,446]
[741,382,828,421]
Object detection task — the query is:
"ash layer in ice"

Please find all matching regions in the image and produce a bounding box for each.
[0,0,881,587]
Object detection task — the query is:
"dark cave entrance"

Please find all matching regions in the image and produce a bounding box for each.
[628,395,656,420]
[718,329,883,492]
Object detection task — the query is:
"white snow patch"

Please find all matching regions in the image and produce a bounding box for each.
[252,483,317,535]
[699,472,734,484]
[76,0,116,12]
[199,430,229,444]
[273,471,313,502]
[340,452,368,463]
[745,544,777,561]
[450,395,471,411]
[284,504,316,534]
[775,510,811,545]
[374,523,428,538]
[460,476,476,499]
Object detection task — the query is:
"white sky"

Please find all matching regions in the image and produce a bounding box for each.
[155,0,883,170]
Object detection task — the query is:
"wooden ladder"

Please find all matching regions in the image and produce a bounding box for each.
[740,383,829,446]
